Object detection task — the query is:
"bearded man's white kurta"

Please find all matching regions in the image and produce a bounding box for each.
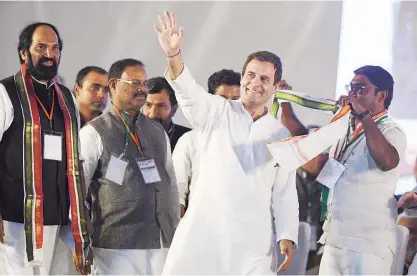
[163,65,299,275]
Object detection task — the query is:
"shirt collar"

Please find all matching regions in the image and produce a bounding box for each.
[31,76,56,90]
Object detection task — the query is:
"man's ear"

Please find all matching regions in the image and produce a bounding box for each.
[109,78,117,95]
[378,90,388,106]
[20,50,28,62]
[74,84,81,97]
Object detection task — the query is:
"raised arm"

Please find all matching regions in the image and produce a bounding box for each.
[154,12,227,130]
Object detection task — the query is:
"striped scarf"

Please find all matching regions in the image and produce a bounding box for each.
[15,64,89,266]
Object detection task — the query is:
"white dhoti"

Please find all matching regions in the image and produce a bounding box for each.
[0,220,76,275]
[91,247,168,275]
[319,245,393,275]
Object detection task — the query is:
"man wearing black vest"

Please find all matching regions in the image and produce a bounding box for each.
[0,22,90,274]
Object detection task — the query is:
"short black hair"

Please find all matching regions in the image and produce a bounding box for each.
[207,69,241,95]
[241,51,282,85]
[147,77,177,106]
[18,22,63,64]
[75,66,108,87]
[354,65,394,109]
[108,58,144,79]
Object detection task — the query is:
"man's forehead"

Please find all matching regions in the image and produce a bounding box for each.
[147,90,170,102]
[245,60,276,75]
[121,65,147,79]
[85,71,109,83]
[351,74,370,84]
[32,26,58,44]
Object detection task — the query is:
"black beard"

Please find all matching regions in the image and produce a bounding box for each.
[152,117,164,126]
[27,54,59,81]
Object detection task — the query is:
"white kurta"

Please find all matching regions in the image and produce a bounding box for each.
[163,65,299,274]
[319,117,407,273]
[172,129,200,207]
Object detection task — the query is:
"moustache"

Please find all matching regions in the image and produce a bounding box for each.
[37,57,57,66]
[133,90,147,97]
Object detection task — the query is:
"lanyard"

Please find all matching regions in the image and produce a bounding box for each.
[34,90,55,129]
[115,106,143,155]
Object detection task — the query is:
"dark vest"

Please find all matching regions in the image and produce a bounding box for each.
[0,75,76,225]
[88,108,179,249]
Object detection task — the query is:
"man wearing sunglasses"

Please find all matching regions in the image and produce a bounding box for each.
[318,65,407,275]
[78,58,179,274]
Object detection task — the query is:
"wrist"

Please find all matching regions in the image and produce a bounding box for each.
[166,49,181,58]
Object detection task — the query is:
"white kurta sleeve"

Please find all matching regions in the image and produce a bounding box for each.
[272,168,299,247]
[165,132,180,219]
[172,132,192,207]
[164,65,227,131]
[79,124,103,191]
[0,83,14,141]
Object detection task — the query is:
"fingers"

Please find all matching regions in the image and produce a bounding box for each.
[153,24,162,34]
[178,26,184,43]
[277,253,290,272]
[277,80,292,90]
[158,15,167,30]
[170,12,177,28]
[165,11,173,28]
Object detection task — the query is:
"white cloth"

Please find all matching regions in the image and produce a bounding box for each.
[0,221,75,275]
[163,65,299,275]
[172,129,200,207]
[319,117,407,260]
[91,247,168,275]
[79,121,177,274]
[319,244,393,275]
[408,253,417,275]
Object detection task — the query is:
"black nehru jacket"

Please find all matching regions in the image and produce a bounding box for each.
[168,123,191,151]
[0,76,75,225]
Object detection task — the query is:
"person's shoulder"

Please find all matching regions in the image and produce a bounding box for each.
[142,115,166,133]
[264,113,292,139]
[0,75,15,86]
[174,123,192,135]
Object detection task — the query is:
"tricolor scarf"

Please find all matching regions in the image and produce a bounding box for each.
[320,110,389,221]
[267,90,351,172]
[14,64,89,265]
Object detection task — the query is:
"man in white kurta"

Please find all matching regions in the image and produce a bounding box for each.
[154,12,299,274]
[318,65,407,275]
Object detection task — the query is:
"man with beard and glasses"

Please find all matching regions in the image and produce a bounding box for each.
[154,12,298,274]
[142,77,191,151]
[74,66,109,127]
[0,22,90,274]
[79,58,179,275]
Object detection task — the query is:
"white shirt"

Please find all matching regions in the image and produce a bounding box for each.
[172,129,200,207]
[320,117,407,258]
[162,65,299,275]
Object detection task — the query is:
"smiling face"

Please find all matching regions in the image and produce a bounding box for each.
[240,59,278,108]
[110,65,148,114]
[20,25,61,81]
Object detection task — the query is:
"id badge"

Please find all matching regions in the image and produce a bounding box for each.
[105,154,128,185]
[43,131,63,161]
[316,158,346,190]
[137,158,161,184]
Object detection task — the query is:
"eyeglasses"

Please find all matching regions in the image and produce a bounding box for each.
[345,83,366,94]
[116,78,149,89]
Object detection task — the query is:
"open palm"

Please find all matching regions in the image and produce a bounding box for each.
[154,12,184,56]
